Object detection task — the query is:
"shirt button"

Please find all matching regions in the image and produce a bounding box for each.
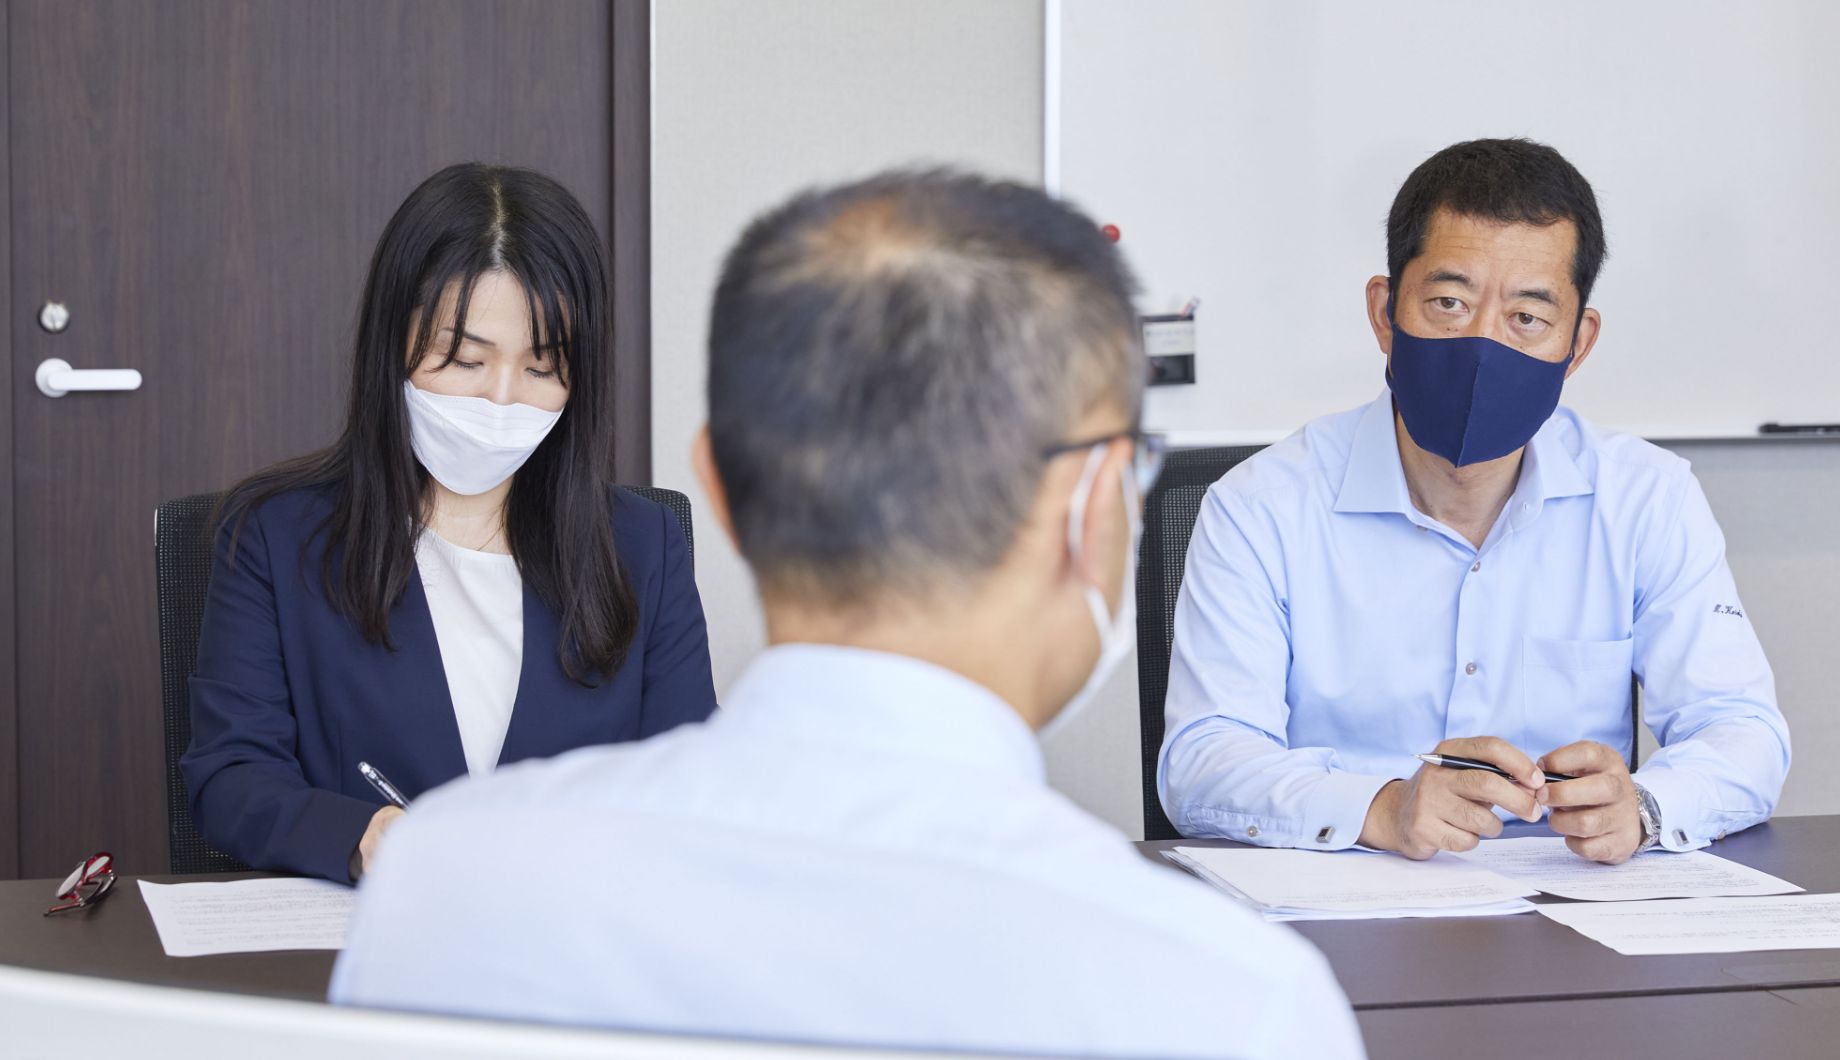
[1520,502,1532,514]
[1465,662,1478,675]
[1715,831,1728,842]
[1471,561,1481,572]
[1247,825,1261,838]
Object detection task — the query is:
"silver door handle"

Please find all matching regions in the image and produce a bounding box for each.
[36,358,142,398]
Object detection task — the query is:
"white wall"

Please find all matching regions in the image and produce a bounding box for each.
[1055,0,1840,443]
[1666,442,1840,819]
[652,0,1150,833]
[654,1,1840,841]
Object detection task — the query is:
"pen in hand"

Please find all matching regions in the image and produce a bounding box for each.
[1416,752,1576,785]
[358,760,411,809]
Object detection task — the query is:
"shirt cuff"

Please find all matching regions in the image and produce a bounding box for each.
[1632,768,1710,852]
[1300,772,1400,851]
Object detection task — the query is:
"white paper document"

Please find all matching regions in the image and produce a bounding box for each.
[1538,894,1840,956]
[139,878,355,957]
[1167,846,1537,921]
[1451,837,1803,901]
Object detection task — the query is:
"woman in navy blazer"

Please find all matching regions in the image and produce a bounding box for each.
[182,164,718,882]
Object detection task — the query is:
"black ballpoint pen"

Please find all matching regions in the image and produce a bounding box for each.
[1416,752,1576,784]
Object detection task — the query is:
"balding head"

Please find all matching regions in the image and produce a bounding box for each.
[706,169,1142,608]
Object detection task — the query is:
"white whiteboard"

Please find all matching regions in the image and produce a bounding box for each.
[1050,0,1840,443]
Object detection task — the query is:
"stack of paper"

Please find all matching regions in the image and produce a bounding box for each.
[1443,836,1820,956]
[139,878,356,957]
[1537,894,1840,956]
[1166,846,1537,921]
[1450,836,1803,901]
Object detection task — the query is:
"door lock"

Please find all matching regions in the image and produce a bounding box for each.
[38,301,70,334]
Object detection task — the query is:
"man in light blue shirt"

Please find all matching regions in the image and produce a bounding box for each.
[333,171,1363,1058]
[1162,138,1790,865]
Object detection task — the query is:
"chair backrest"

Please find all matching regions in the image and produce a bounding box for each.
[157,491,247,874]
[156,486,697,874]
[626,486,696,570]
[1134,446,1266,842]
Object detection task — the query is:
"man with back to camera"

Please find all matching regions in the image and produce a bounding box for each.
[1160,138,1790,864]
[329,169,1364,1059]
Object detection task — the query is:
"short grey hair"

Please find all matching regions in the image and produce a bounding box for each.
[707,168,1143,606]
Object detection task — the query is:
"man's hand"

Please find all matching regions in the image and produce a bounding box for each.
[1540,740,1643,864]
[355,805,406,879]
[1360,737,1545,859]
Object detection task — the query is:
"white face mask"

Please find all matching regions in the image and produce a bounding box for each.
[402,380,563,496]
[1040,443,1142,740]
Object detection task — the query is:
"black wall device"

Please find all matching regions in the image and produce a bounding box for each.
[1141,312,1197,387]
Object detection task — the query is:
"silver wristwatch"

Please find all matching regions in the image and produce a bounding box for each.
[1634,783,1662,853]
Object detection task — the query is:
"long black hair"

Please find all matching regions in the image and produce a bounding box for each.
[226,163,637,684]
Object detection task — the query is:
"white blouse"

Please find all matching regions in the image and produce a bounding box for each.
[415,528,524,777]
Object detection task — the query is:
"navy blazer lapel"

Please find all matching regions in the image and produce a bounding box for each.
[497,579,564,765]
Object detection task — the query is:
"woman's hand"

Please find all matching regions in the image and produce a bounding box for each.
[353,805,406,880]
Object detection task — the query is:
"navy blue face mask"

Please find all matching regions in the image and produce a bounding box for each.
[1385,302,1573,467]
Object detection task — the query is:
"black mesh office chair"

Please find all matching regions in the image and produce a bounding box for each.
[1135,446,1266,841]
[646,488,696,563]
[157,492,247,874]
[156,485,696,874]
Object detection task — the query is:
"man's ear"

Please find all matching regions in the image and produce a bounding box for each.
[1564,307,1603,381]
[691,426,741,553]
[1365,276,1394,358]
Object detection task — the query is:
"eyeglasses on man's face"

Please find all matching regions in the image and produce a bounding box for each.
[1042,428,1168,498]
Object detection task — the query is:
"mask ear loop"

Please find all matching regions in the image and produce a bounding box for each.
[1065,443,1106,563]
[1120,458,1144,546]
[1066,443,1123,634]
[1384,292,1400,387]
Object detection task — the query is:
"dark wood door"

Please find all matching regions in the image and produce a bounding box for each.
[6,0,636,878]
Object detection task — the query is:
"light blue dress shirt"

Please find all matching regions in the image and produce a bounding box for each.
[332,645,1363,1059]
[1161,394,1790,853]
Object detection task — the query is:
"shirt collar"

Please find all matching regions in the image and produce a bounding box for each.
[719,644,1046,783]
[1517,414,1595,505]
[1333,390,1594,522]
[1333,392,1417,515]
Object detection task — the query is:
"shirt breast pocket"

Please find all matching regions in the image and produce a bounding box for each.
[1522,636,1636,750]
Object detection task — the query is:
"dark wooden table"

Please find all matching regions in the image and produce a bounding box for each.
[5,816,1840,1059]
[1356,987,1840,1060]
[1,870,333,1000]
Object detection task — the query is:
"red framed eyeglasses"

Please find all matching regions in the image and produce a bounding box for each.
[45,852,116,916]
